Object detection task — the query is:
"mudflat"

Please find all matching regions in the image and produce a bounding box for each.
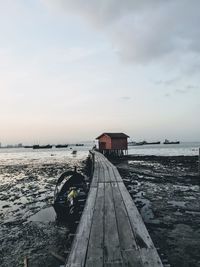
[0,156,88,267]
[112,155,200,267]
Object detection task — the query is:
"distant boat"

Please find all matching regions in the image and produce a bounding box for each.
[33,145,52,149]
[135,141,146,146]
[75,144,84,146]
[163,139,180,145]
[128,141,145,146]
[128,141,136,146]
[55,144,68,148]
[72,150,77,155]
[129,141,160,146]
[143,141,161,145]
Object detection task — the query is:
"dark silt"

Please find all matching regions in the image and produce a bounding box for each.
[111,155,200,267]
[0,149,90,267]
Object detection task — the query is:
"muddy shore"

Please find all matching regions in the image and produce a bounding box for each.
[1,152,200,267]
[0,154,90,267]
[111,155,200,267]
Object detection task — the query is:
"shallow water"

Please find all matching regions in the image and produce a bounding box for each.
[28,207,56,222]
[0,146,91,267]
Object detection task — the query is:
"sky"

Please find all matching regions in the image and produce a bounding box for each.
[0,0,200,144]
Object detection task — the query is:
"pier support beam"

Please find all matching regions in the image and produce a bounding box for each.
[198,148,200,177]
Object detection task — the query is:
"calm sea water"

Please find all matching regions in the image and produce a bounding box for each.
[128,142,200,156]
[0,142,199,160]
[0,144,92,165]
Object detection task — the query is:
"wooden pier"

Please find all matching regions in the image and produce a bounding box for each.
[66,151,163,267]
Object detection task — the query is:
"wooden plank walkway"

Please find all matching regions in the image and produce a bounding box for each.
[66,151,163,267]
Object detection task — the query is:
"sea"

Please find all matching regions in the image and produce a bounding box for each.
[0,143,92,165]
[0,142,199,163]
[128,141,200,156]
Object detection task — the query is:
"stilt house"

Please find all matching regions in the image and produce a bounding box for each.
[96,132,129,156]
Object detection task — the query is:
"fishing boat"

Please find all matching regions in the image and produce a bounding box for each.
[128,141,137,146]
[163,139,180,144]
[33,145,52,149]
[55,144,68,148]
[53,168,88,221]
[128,141,160,146]
[144,141,161,145]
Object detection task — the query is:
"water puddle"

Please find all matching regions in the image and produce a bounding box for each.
[168,200,186,208]
[28,207,56,222]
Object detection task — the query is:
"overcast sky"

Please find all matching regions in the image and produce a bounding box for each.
[0,0,200,144]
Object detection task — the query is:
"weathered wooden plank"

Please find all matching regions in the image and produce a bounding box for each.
[65,264,82,267]
[111,182,144,266]
[101,158,119,183]
[98,153,123,182]
[118,182,154,249]
[98,160,105,183]
[104,163,111,182]
[85,260,103,267]
[66,188,97,266]
[111,182,137,250]
[85,183,104,267]
[111,166,123,182]
[107,164,118,182]
[139,248,163,267]
[121,250,143,267]
[104,262,123,267]
[90,170,98,187]
[104,182,123,265]
[90,158,100,187]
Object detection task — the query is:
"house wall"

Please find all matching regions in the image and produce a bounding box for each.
[98,135,128,150]
[98,135,112,150]
[111,138,128,150]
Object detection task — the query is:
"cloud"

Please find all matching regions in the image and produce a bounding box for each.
[154,78,179,86]
[175,89,187,94]
[42,0,200,67]
[186,85,199,90]
[120,96,131,101]
[164,93,170,98]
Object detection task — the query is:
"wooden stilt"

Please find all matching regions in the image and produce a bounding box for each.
[198,148,200,177]
[24,257,29,267]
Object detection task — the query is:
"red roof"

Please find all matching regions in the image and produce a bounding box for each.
[96,133,129,139]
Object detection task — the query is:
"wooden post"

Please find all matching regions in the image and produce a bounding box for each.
[199,148,200,176]
[24,257,29,267]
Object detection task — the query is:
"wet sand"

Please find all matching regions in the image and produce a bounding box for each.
[111,155,200,267]
[0,155,90,267]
